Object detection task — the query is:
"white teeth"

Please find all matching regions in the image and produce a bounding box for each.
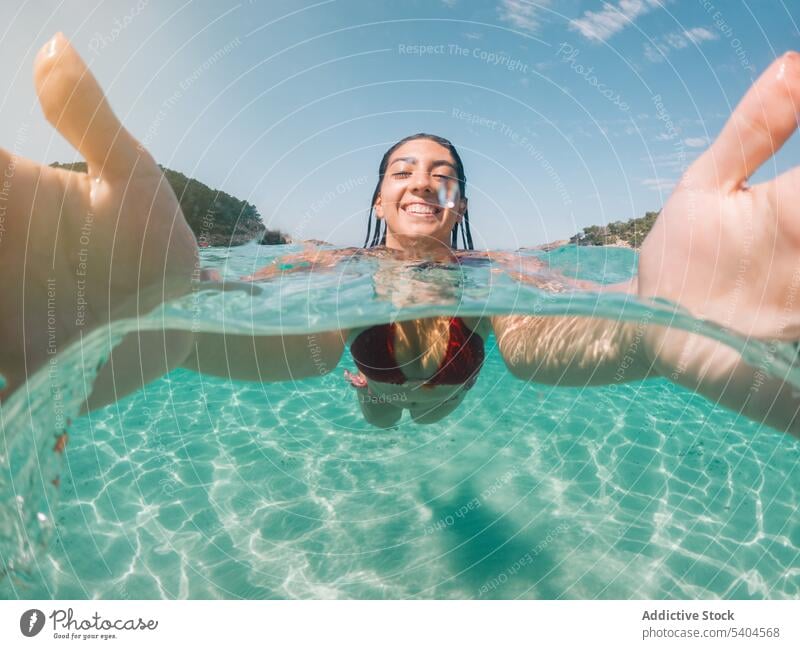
[404,204,439,215]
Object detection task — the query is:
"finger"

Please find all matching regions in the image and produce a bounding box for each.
[33,33,153,178]
[689,52,800,191]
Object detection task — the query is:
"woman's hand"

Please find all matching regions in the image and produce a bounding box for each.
[0,34,198,398]
[638,52,800,434]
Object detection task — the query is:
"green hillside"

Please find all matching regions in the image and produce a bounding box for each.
[570,211,659,248]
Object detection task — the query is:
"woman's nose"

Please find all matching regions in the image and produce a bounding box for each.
[410,170,435,192]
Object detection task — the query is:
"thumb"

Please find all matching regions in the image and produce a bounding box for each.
[33,33,152,178]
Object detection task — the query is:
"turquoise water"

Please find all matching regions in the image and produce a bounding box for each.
[1,244,799,598]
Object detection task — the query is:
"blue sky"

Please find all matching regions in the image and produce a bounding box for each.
[2,0,799,246]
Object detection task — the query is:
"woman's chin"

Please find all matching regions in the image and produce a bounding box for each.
[394,224,451,245]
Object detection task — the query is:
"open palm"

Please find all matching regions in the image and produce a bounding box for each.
[0,34,197,396]
[638,53,800,433]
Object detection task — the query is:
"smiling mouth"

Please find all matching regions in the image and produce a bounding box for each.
[401,203,443,218]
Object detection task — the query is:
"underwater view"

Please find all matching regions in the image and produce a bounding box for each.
[1,244,798,599]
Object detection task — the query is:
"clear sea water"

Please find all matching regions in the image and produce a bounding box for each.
[1,244,799,599]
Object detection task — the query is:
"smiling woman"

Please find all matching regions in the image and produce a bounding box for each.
[364,133,473,252]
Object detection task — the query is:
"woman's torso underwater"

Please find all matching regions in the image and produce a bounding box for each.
[345,315,491,408]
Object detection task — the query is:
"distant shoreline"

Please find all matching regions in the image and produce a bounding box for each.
[536,238,637,252]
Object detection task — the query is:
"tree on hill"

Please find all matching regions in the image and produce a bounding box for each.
[570,211,659,248]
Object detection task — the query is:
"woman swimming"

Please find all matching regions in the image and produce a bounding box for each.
[243,133,493,425]
[1,34,799,436]
[240,132,623,426]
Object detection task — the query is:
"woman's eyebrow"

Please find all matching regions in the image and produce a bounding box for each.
[389,156,456,169]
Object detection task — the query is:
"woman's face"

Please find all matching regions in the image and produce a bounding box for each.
[374,138,467,252]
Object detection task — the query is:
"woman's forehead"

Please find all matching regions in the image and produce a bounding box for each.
[389,139,454,165]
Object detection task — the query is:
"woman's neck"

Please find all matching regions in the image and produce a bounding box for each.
[383,232,458,262]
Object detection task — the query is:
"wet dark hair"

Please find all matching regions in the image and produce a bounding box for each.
[363,133,473,249]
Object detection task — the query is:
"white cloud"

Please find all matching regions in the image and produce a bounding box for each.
[570,0,663,42]
[643,44,661,62]
[644,26,718,62]
[684,27,717,43]
[441,0,458,6]
[683,136,710,148]
[498,0,550,33]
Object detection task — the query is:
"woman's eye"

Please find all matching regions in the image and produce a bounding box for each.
[393,172,411,177]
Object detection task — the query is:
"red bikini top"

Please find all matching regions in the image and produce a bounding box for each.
[350,317,484,386]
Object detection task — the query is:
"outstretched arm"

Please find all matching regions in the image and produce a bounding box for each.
[637,52,800,437]
[0,34,348,413]
[0,34,198,412]
[180,328,347,382]
[492,277,654,387]
[176,250,352,385]
[243,247,362,281]
[496,53,800,437]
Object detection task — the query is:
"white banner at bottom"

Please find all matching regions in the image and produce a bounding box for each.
[0,600,797,648]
